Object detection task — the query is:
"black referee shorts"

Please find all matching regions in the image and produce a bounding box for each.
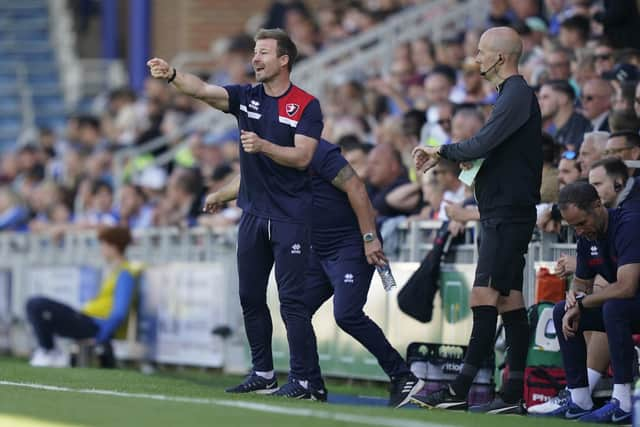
[473,217,535,296]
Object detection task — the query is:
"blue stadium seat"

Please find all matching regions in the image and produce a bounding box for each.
[0,84,19,95]
[76,97,95,113]
[0,96,20,110]
[0,18,49,32]
[0,118,22,134]
[0,8,49,21]
[27,73,59,86]
[0,73,17,85]
[16,51,56,62]
[35,114,66,131]
[33,92,64,108]
[0,29,49,42]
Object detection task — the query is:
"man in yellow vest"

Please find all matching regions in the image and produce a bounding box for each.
[26,227,138,368]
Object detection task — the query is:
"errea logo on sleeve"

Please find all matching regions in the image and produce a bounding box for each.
[291,243,302,255]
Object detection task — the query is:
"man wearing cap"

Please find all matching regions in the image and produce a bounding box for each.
[538,79,592,150]
[602,63,640,92]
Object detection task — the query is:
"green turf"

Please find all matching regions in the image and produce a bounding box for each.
[0,357,600,426]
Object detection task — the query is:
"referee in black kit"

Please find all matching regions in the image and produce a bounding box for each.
[411,27,542,414]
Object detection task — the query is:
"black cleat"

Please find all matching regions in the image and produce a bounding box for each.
[271,380,311,399]
[388,373,425,408]
[469,394,525,415]
[410,385,468,410]
[310,386,328,402]
[225,372,278,394]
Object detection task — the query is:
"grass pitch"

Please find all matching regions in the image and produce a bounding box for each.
[0,357,598,426]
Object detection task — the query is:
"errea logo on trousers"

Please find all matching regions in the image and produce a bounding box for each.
[291,243,302,255]
[344,273,354,284]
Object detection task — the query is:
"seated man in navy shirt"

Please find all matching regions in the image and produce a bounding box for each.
[541,182,640,423]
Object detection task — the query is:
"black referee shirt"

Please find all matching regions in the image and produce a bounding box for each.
[440,75,542,221]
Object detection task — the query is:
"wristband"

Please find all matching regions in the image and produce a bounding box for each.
[167,68,177,84]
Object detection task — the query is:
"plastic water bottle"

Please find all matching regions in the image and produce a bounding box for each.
[633,378,640,427]
[377,264,396,292]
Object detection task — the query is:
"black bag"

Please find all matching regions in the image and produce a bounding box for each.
[397,223,452,323]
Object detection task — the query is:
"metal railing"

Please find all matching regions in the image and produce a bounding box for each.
[48,0,82,109]
[0,221,572,290]
[0,62,35,144]
[292,0,488,99]
[111,108,237,183]
[0,222,575,370]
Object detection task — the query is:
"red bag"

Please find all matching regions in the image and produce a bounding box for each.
[535,267,566,304]
[524,366,566,408]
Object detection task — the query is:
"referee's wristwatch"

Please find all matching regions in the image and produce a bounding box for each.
[363,232,376,243]
[575,293,586,312]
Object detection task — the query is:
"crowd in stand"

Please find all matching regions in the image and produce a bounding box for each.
[1,0,640,254]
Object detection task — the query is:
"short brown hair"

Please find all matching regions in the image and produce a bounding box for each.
[98,226,133,254]
[254,28,298,72]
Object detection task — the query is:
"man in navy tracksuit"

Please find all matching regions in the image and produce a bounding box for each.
[149,29,321,395]
[538,181,640,423]
[304,139,423,406]
[204,140,423,403]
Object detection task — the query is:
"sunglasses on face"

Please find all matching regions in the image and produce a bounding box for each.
[562,151,577,160]
[581,94,604,102]
[595,53,612,61]
[603,146,633,156]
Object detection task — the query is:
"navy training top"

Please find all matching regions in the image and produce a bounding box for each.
[224,83,323,223]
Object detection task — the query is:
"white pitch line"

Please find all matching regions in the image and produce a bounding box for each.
[0,380,449,427]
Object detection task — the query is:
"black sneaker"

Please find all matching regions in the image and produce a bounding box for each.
[388,373,425,408]
[271,380,311,399]
[225,372,278,394]
[310,386,328,402]
[469,394,525,415]
[410,385,468,410]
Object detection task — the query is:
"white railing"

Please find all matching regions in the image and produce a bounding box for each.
[48,0,82,108]
[0,63,36,144]
[112,108,237,183]
[291,0,489,98]
[78,58,128,105]
[16,63,35,140]
[0,222,572,371]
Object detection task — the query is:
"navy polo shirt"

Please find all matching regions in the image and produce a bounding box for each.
[576,207,640,287]
[224,83,323,223]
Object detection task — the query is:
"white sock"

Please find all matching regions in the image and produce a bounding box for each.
[569,387,593,410]
[298,380,309,389]
[255,370,274,380]
[612,383,632,412]
[587,368,603,393]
